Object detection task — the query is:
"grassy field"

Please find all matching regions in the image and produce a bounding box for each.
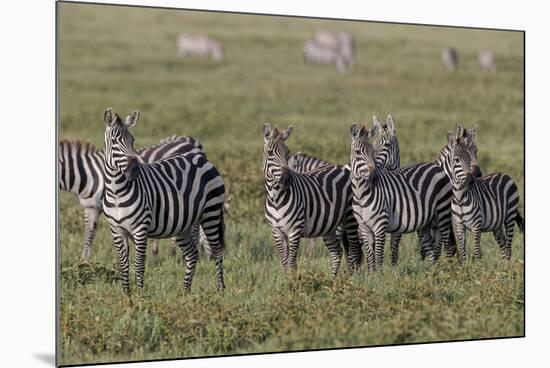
[58,3,524,366]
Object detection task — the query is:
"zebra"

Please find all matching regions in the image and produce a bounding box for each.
[177,34,224,61]
[313,31,355,65]
[441,47,459,71]
[263,123,361,276]
[102,108,226,294]
[479,50,497,72]
[303,39,350,73]
[288,152,334,173]
[350,121,452,271]
[59,135,205,261]
[448,132,523,262]
[434,124,483,258]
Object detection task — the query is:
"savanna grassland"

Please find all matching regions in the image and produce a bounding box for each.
[58,3,524,366]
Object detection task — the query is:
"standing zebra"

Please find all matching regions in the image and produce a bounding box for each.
[441,47,459,71]
[177,34,224,61]
[313,31,355,65]
[449,133,523,262]
[478,50,497,72]
[350,122,452,271]
[59,135,205,260]
[434,124,482,258]
[303,39,350,73]
[102,108,226,293]
[263,123,361,276]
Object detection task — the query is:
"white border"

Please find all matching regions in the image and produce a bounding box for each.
[1,1,547,367]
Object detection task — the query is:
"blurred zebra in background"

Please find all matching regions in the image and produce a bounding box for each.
[263,123,361,276]
[441,47,459,71]
[448,132,523,262]
[303,31,355,73]
[478,50,497,72]
[102,108,226,293]
[350,122,452,271]
[177,34,224,61]
[59,135,205,261]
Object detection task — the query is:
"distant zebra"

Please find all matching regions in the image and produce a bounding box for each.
[59,135,205,260]
[350,122,452,271]
[303,39,350,73]
[263,123,361,276]
[479,50,497,72]
[177,34,224,61]
[102,108,226,293]
[313,31,355,65]
[441,47,459,71]
[449,132,523,262]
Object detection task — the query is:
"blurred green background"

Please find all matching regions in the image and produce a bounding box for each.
[59,2,524,365]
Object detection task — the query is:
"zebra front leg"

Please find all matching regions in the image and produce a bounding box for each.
[434,225,451,262]
[81,207,100,261]
[169,237,177,258]
[373,231,386,270]
[472,227,482,259]
[112,233,130,294]
[323,233,342,277]
[200,219,225,291]
[175,227,199,293]
[493,228,508,260]
[133,231,148,290]
[418,228,435,262]
[358,224,375,272]
[445,225,457,258]
[151,239,160,257]
[453,220,467,264]
[390,233,402,266]
[287,233,302,275]
[271,228,289,273]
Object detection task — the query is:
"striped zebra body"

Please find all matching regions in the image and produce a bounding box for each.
[263,123,360,276]
[479,50,497,72]
[441,47,458,71]
[59,135,206,260]
[435,125,483,258]
[313,31,355,65]
[303,39,350,73]
[177,34,224,61]
[449,136,522,262]
[102,109,225,293]
[350,123,452,271]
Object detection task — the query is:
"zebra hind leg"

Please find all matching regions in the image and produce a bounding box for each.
[175,227,199,293]
[81,207,100,261]
[322,233,342,277]
[472,227,482,259]
[503,218,515,261]
[200,216,226,291]
[419,228,435,262]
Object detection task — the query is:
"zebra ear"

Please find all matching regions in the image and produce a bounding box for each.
[104,108,115,127]
[125,110,140,128]
[447,130,457,147]
[125,156,140,181]
[373,116,382,129]
[263,123,272,140]
[350,123,360,139]
[367,119,379,141]
[468,125,478,142]
[455,124,465,139]
[280,126,293,141]
[386,115,395,134]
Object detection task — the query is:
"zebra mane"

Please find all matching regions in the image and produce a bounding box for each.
[59,139,102,154]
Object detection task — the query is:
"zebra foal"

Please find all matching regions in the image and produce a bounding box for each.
[350,122,452,271]
[263,123,361,276]
[449,132,523,262]
[102,108,226,294]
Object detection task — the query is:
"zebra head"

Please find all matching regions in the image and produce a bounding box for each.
[263,123,293,196]
[373,115,400,170]
[103,108,140,177]
[454,123,482,177]
[350,121,379,184]
[449,128,480,188]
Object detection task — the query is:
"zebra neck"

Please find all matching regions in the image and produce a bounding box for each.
[452,183,470,205]
[104,163,132,194]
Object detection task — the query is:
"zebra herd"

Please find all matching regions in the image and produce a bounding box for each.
[265,116,523,275]
[60,109,523,294]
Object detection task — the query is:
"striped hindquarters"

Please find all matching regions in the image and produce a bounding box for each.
[136,135,206,163]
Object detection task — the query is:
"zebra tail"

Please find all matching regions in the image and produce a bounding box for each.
[516,211,525,232]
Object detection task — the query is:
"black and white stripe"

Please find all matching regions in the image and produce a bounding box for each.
[449,133,523,262]
[102,108,226,294]
[350,123,452,271]
[263,123,361,276]
[59,135,206,260]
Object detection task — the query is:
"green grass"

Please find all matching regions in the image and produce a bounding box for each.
[58,3,524,366]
